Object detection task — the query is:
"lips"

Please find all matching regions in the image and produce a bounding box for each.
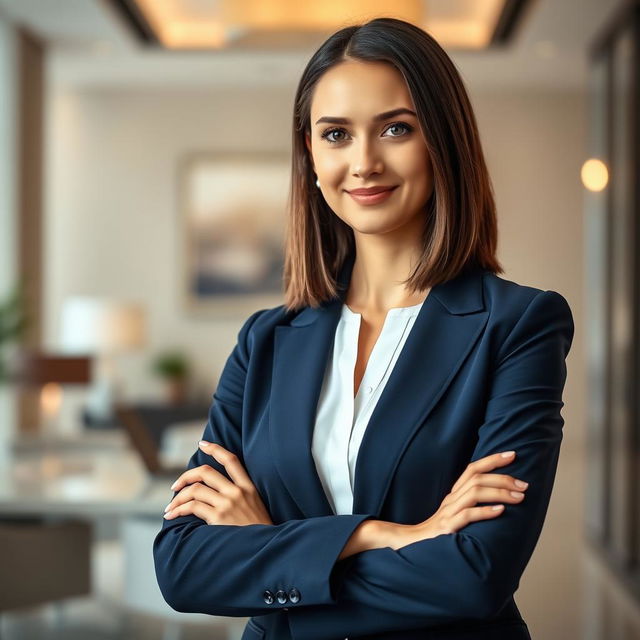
[347,186,397,195]
[347,185,398,206]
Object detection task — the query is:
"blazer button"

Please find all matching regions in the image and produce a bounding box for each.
[275,589,288,604]
[288,587,301,603]
[263,590,274,604]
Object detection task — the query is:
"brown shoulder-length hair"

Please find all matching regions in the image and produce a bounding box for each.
[283,17,504,312]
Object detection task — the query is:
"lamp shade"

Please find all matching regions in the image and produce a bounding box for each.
[60,298,146,354]
[16,352,92,386]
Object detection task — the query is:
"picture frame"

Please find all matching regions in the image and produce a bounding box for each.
[178,151,290,318]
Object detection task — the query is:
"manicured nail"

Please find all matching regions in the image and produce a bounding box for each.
[510,491,524,498]
[199,441,210,447]
[501,451,515,458]
[514,480,528,489]
[492,505,504,511]
[163,511,173,519]
[164,503,172,512]
[170,481,178,490]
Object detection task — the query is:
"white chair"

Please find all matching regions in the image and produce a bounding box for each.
[122,421,249,640]
[121,515,249,640]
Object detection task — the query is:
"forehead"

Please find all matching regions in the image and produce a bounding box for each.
[310,60,414,119]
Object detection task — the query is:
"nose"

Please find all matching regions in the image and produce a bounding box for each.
[350,137,384,179]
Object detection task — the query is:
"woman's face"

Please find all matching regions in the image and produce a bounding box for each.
[305,60,434,238]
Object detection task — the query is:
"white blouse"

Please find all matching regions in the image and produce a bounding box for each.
[311,299,425,515]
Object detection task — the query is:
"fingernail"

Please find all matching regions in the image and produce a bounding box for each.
[501,451,515,458]
[163,511,173,518]
[514,480,528,489]
[492,505,504,511]
[199,441,210,447]
[510,491,524,498]
[170,481,178,490]
[164,504,172,512]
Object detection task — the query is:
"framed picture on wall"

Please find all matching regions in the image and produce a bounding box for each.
[179,151,290,317]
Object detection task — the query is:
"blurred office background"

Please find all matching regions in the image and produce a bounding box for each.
[0,0,638,638]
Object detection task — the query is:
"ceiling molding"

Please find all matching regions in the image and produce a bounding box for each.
[107,0,158,45]
[491,0,537,46]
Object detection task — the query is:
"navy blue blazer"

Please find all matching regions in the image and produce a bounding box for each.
[153,254,574,640]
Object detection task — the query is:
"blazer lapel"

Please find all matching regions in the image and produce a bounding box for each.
[269,254,489,519]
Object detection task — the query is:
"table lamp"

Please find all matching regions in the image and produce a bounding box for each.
[59,298,147,423]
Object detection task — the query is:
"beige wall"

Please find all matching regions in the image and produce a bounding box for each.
[472,90,586,454]
[43,84,585,451]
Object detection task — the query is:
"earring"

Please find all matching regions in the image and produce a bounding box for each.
[315,178,320,188]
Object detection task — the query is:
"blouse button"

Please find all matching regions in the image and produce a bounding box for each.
[367,386,373,394]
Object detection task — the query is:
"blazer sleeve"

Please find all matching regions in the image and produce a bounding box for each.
[286,289,575,639]
[153,308,376,618]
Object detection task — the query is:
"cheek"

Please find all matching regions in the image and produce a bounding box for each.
[398,144,432,180]
[401,149,434,200]
[316,154,345,184]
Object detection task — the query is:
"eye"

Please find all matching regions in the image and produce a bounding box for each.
[320,127,348,144]
[319,121,414,145]
[385,122,413,137]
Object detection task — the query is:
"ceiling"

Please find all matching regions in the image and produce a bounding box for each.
[0,0,623,89]
[114,0,510,51]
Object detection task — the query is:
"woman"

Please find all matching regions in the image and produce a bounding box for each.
[154,17,574,640]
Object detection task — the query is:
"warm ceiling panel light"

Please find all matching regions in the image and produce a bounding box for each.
[125,0,514,51]
[135,0,229,48]
[218,0,425,30]
[133,0,424,49]
[163,20,228,49]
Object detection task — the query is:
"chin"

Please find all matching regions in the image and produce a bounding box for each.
[347,218,406,236]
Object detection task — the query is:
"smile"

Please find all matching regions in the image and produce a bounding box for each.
[347,186,398,205]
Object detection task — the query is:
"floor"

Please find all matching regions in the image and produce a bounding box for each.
[2,447,640,640]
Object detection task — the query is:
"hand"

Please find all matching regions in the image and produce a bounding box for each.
[386,450,530,550]
[163,440,273,526]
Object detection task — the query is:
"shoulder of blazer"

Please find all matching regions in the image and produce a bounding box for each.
[482,271,573,321]
[481,271,574,361]
[239,304,289,350]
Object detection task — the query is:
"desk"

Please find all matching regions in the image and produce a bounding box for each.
[0,430,174,519]
[0,431,245,637]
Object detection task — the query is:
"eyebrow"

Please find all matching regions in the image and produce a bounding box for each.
[314,108,417,126]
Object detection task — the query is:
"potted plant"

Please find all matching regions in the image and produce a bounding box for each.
[0,283,30,383]
[151,350,191,405]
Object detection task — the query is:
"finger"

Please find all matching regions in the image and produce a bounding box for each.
[448,505,505,532]
[450,451,516,493]
[198,441,255,492]
[164,499,217,525]
[170,463,231,494]
[165,482,225,513]
[451,486,525,512]
[453,473,528,498]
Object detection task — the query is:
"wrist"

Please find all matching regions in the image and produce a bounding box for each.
[338,519,386,560]
[362,519,406,551]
